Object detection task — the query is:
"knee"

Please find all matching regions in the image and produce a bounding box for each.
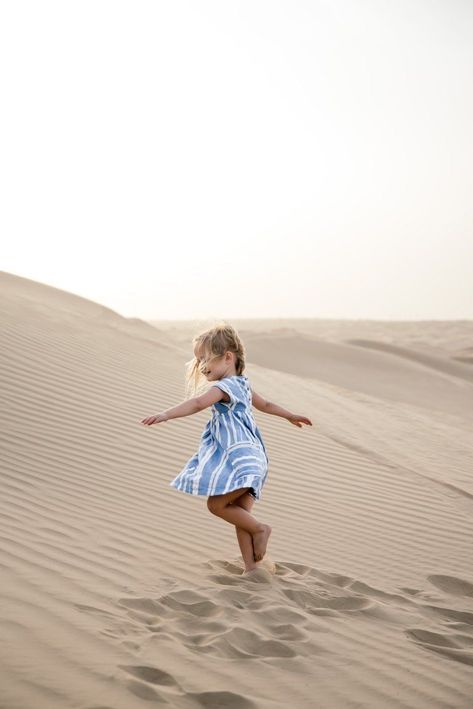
[207,497,222,516]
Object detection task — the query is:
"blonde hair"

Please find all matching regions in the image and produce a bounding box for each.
[184,321,246,399]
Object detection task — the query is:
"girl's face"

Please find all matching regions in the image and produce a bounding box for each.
[194,345,235,381]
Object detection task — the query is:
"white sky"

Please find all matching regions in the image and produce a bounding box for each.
[1,0,472,320]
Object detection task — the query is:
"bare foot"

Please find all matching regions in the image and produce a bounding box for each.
[242,564,260,575]
[243,560,262,573]
[252,524,272,561]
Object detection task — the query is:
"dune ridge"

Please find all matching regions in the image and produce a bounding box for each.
[1,272,473,708]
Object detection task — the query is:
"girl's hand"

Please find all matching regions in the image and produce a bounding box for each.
[140,413,168,426]
[287,413,313,428]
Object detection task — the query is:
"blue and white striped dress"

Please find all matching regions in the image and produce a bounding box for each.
[169,375,269,500]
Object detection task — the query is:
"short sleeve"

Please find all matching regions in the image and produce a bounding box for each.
[211,378,238,407]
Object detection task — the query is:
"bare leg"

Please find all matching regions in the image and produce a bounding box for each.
[232,492,260,571]
[207,487,272,562]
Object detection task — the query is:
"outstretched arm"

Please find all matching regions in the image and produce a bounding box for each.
[140,387,224,426]
[251,389,313,428]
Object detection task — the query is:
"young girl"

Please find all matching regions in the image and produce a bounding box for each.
[140,322,312,574]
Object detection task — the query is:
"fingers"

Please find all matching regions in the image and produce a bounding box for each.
[292,416,313,427]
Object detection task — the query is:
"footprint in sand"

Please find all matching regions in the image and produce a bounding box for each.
[187,690,258,708]
[427,574,473,598]
[400,573,473,666]
[119,664,178,687]
[158,589,221,617]
[205,625,300,659]
[405,628,473,666]
[119,664,257,707]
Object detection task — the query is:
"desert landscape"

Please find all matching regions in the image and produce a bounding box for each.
[1,271,472,708]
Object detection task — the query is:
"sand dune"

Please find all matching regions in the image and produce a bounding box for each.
[235,332,473,418]
[346,338,473,384]
[1,272,473,708]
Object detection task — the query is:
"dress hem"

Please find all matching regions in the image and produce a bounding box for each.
[170,481,261,501]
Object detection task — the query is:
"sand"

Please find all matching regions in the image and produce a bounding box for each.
[1,271,472,709]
